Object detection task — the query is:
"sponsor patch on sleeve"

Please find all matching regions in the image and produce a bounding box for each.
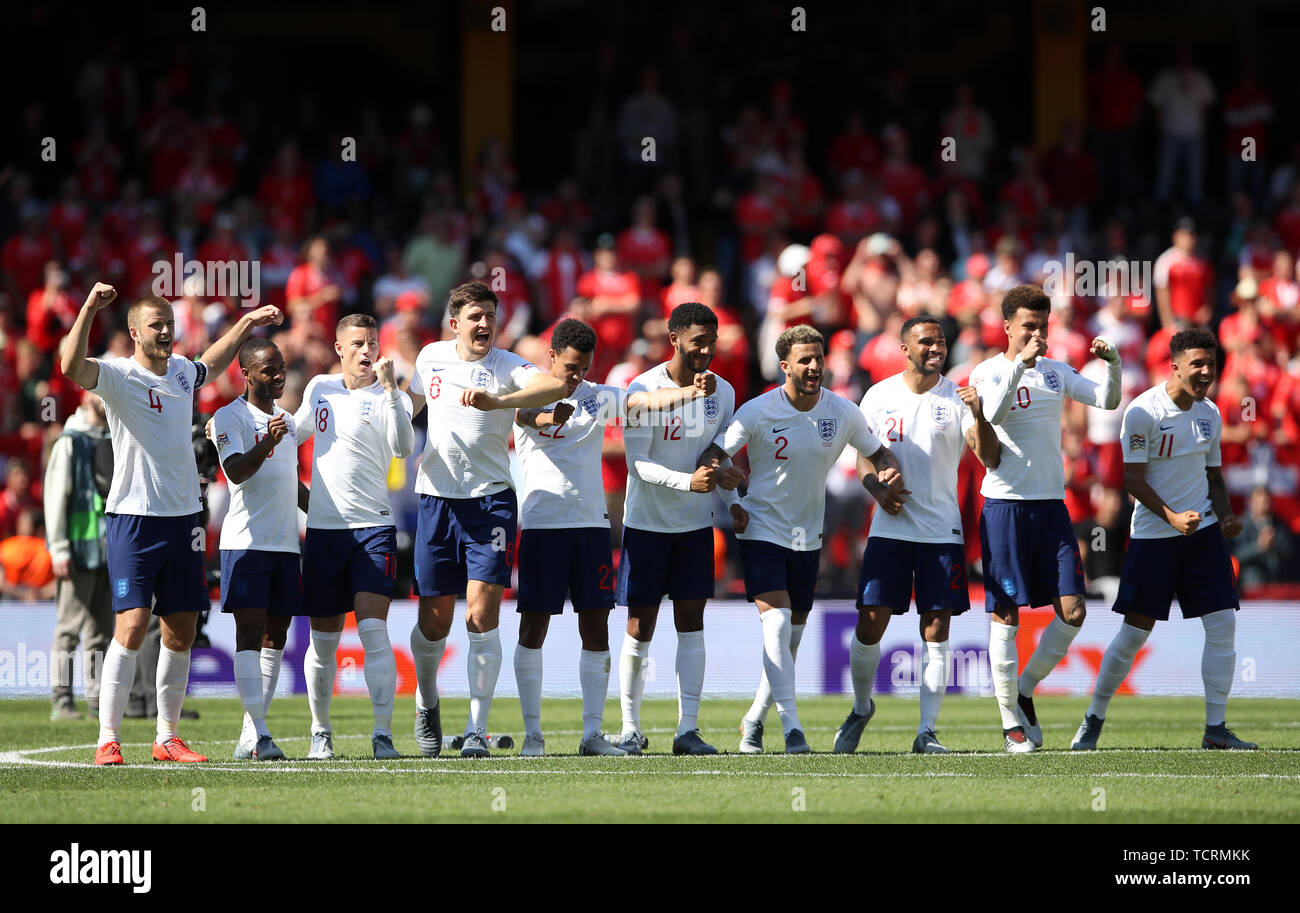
[215,432,231,451]
[1128,433,1145,451]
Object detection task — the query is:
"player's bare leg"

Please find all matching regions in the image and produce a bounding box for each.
[834,605,891,753]
[153,610,206,762]
[233,607,287,760]
[460,580,504,756]
[1015,593,1086,747]
[618,604,659,750]
[1073,611,1154,750]
[741,608,809,752]
[306,613,345,758]
[411,594,455,757]
[354,591,398,757]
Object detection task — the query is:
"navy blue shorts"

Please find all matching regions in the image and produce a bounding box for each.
[980,498,1085,612]
[414,492,517,597]
[739,539,821,614]
[616,526,714,607]
[220,549,302,616]
[516,527,616,614]
[1112,525,1240,621]
[858,537,970,615]
[301,526,397,617]
[105,513,208,615]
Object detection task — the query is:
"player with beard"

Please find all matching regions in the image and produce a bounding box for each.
[833,316,1000,755]
[1072,328,1256,751]
[61,283,283,765]
[294,314,415,760]
[212,339,310,760]
[700,325,902,752]
[616,302,745,755]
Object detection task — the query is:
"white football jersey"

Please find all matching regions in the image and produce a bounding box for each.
[294,375,413,529]
[515,381,626,530]
[859,374,975,544]
[212,397,300,553]
[971,353,1119,500]
[409,341,542,499]
[1121,384,1221,540]
[715,387,881,551]
[91,355,206,517]
[623,363,736,534]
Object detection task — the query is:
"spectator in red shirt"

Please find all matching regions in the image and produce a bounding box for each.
[1224,63,1274,205]
[25,262,82,355]
[779,145,827,235]
[1257,250,1300,352]
[285,236,343,341]
[2,207,55,300]
[1088,44,1144,206]
[826,170,895,247]
[1154,219,1214,328]
[878,125,929,231]
[540,178,594,236]
[174,144,227,227]
[660,256,701,316]
[123,204,176,298]
[1145,321,1183,385]
[1273,183,1300,257]
[0,458,37,541]
[617,196,672,301]
[998,148,1049,227]
[538,227,588,327]
[1041,121,1098,233]
[258,141,315,235]
[48,178,90,253]
[75,118,123,204]
[697,269,750,403]
[828,110,881,180]
[734,172,788,264]
[575,236,640,382]
[195,213,249,270]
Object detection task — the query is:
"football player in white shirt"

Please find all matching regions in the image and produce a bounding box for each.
[1073,328,1256,751]
[60,283,283,765]
[835,316,1001,755]
[511,318,716,757]
[616,302,745,756]
[211,340,310,760]
[970,284,1121,752]
[702,325,902,752]
[293,313,415,760]
[402,282,568,758]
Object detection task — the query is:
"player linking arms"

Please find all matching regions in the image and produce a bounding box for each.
[512,318,717,756]
[617,302,745,755]
[212,339,311,760]
[1072,328,1256,751]
[62,282,282,764]
[403,282,569,758]
[702,325,902,753]
[294,314,414,760]
[971,284,1121,752]
[833,316,1000,754]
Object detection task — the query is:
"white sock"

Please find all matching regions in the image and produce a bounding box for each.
[155,646,191,743]
[989,621,1020,730]
[675,630,706,737]
[235,650,270,739]
[760,608,801,735]
[514,644,544,739]
[619,633,650,738]
[919,640,949,734]
[1087,622,1151,719]
[97,640,138,745]
[849,636,880,716]
[260,647,282,717]
[745,623,804,724]
[1201,609,1236,727]
[466,629,502,735]
[580,649,611,739]
[305,629,340,734]
[409,625,446,712]
[357,617,396,737]
[1019,616,1080,696]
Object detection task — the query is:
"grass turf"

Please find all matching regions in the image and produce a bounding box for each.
[1,696,1297,823]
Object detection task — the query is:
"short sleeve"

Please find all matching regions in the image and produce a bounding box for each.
[211,407,250,463]
[717,412,751,456]
[847,403,882,456]
[89,358,125,404]
[293,376,321,442]
[408,358,426,398]
[956,391,976,436]
[1207,407,1223,468]
[596,385,627,424]
[504,351,541,392]
[1121,402,1153,464]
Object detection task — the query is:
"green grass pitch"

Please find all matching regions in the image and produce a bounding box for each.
[2,696,1297,823]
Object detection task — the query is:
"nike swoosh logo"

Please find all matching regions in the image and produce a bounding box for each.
[1159,424,1173,431]
[772,426,790,433]
[884,409,897,414]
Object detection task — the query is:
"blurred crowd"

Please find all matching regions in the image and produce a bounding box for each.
[3,43,1299,601]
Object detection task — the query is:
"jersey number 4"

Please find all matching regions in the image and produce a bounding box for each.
[146,389,164,414]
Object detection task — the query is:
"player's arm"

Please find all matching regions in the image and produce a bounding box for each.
[198,305,284,377]
[61,283,117,390]
[1124,461,1201,535]
[298,480,310,514]
[626,372,716,422]
[974,356,1030,425]
[218,414,287,485]
[1206,467,1242,539]
[958,385,1001,469]
[462,372,568,411]
[291,380,318,443]
[858,444,909,516]
[376,357,415,458]
[515,401,575,430]
[1063,338,1122,410]
[624,422,717,492]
